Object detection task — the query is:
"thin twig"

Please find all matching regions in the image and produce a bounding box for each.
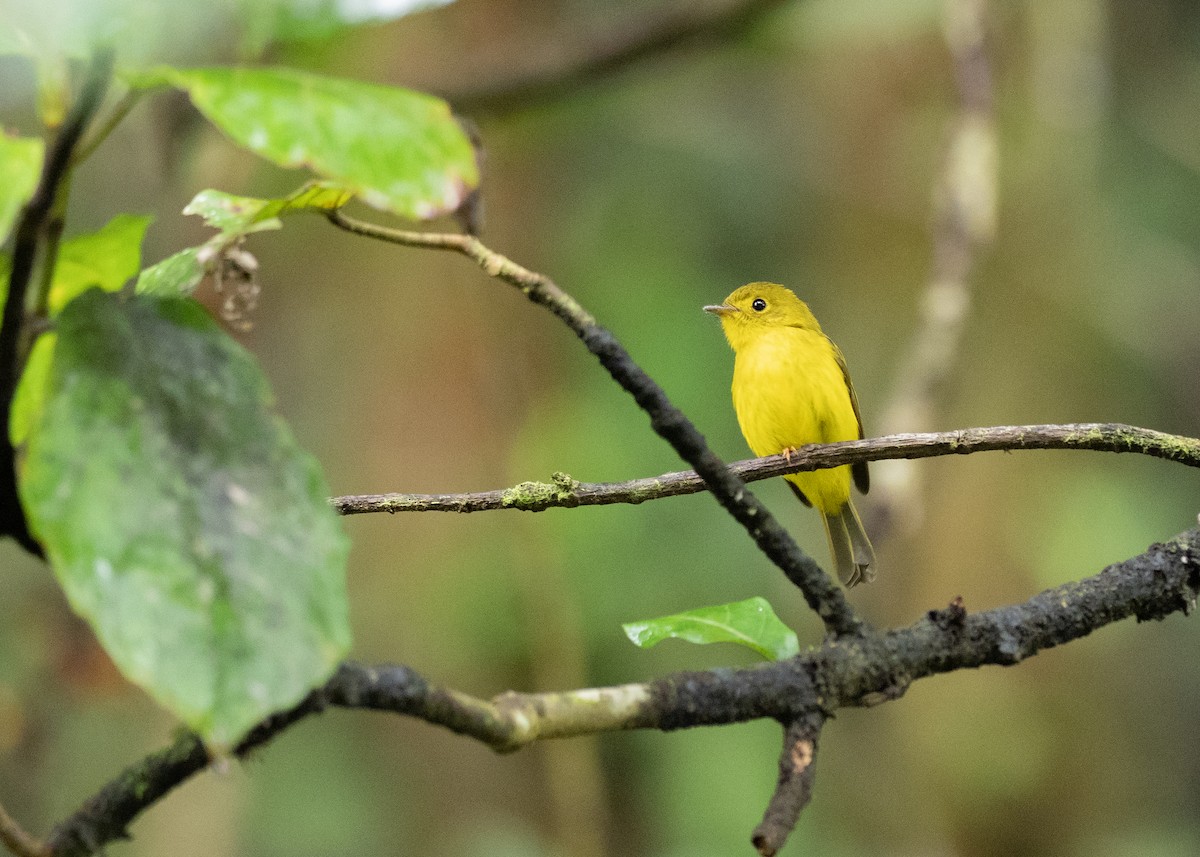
[45,528,1200,857]
[0,802,47,857]
[69,87,143,167]
[752,713,825,857]
[326,208,865,638]
[30,178,71,324]
[333,423,1200,515]
[0,48,115,555]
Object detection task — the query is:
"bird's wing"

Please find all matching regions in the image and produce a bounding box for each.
[787,481,813,508]
[831,340,870,495]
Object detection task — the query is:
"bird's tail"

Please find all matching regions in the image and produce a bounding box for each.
[822,501,877,587]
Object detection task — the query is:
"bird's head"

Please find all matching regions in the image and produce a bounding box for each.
[704,282,821,351]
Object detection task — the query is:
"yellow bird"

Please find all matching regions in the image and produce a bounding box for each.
[705,283,876,586]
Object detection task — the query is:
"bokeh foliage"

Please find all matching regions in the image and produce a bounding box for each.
[2,0,1199,856]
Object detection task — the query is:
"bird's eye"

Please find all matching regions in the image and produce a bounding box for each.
[751,298,767,312]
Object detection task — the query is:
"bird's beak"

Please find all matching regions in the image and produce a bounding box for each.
[703,303,736,316]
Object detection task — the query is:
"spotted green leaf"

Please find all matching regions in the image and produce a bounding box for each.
[128,66,478,220]
[19,289,351,748]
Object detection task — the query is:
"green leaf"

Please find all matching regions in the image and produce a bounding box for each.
[128,66,479,220]
[0,135,43,245]
[10,215,152,448]
[48,214,153,314]
[19,289,351,748]
[268,0,455,43]
[133,183,353,299]
[9,332,55,448]
[182,182,352,235]
[136,247,205,297]
[0,0,360,67]
[182,189,286,235]
[623,597,800,662]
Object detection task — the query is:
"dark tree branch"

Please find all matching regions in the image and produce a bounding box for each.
[333,423,1200,514]
[326,209,864,638]
[752,713,825,857]
[448,0,790,116]
[0,48,115,555]
[44,528,1200,857]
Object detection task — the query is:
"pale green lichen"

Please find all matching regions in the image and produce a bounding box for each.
[1065,424,1200,466]
[499,472,580,511]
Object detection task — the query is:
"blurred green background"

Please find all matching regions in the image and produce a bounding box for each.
[2,0,1200,855]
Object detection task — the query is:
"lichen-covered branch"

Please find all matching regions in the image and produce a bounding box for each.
[334,423,1200,515]
[326,209,864,637]
[44,528,1200,857]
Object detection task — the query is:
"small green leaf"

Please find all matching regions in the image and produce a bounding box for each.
[9,332,55,448]
[623,597,800,662]
[182,189,284,235]
[128,66,479,220]
[182,182,352,236]
[136,247,205,297]
[0,135,44,245]
[275,180,356,214]
[48,214,153,313]
[19,289,351,748]
[133,183,353,299]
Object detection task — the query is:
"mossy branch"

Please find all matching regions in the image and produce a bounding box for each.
[44,529,1200,857]
[334,423,1200,515]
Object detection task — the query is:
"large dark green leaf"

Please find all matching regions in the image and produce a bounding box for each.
[19,289,351,748]
[128,66,479,220]
[11,214,152,449]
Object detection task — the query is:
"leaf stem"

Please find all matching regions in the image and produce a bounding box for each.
[28,175,72,326]
[70,87,143,167]
[45,528,1200,857]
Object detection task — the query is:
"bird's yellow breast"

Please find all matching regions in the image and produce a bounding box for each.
[730,326,860,513]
